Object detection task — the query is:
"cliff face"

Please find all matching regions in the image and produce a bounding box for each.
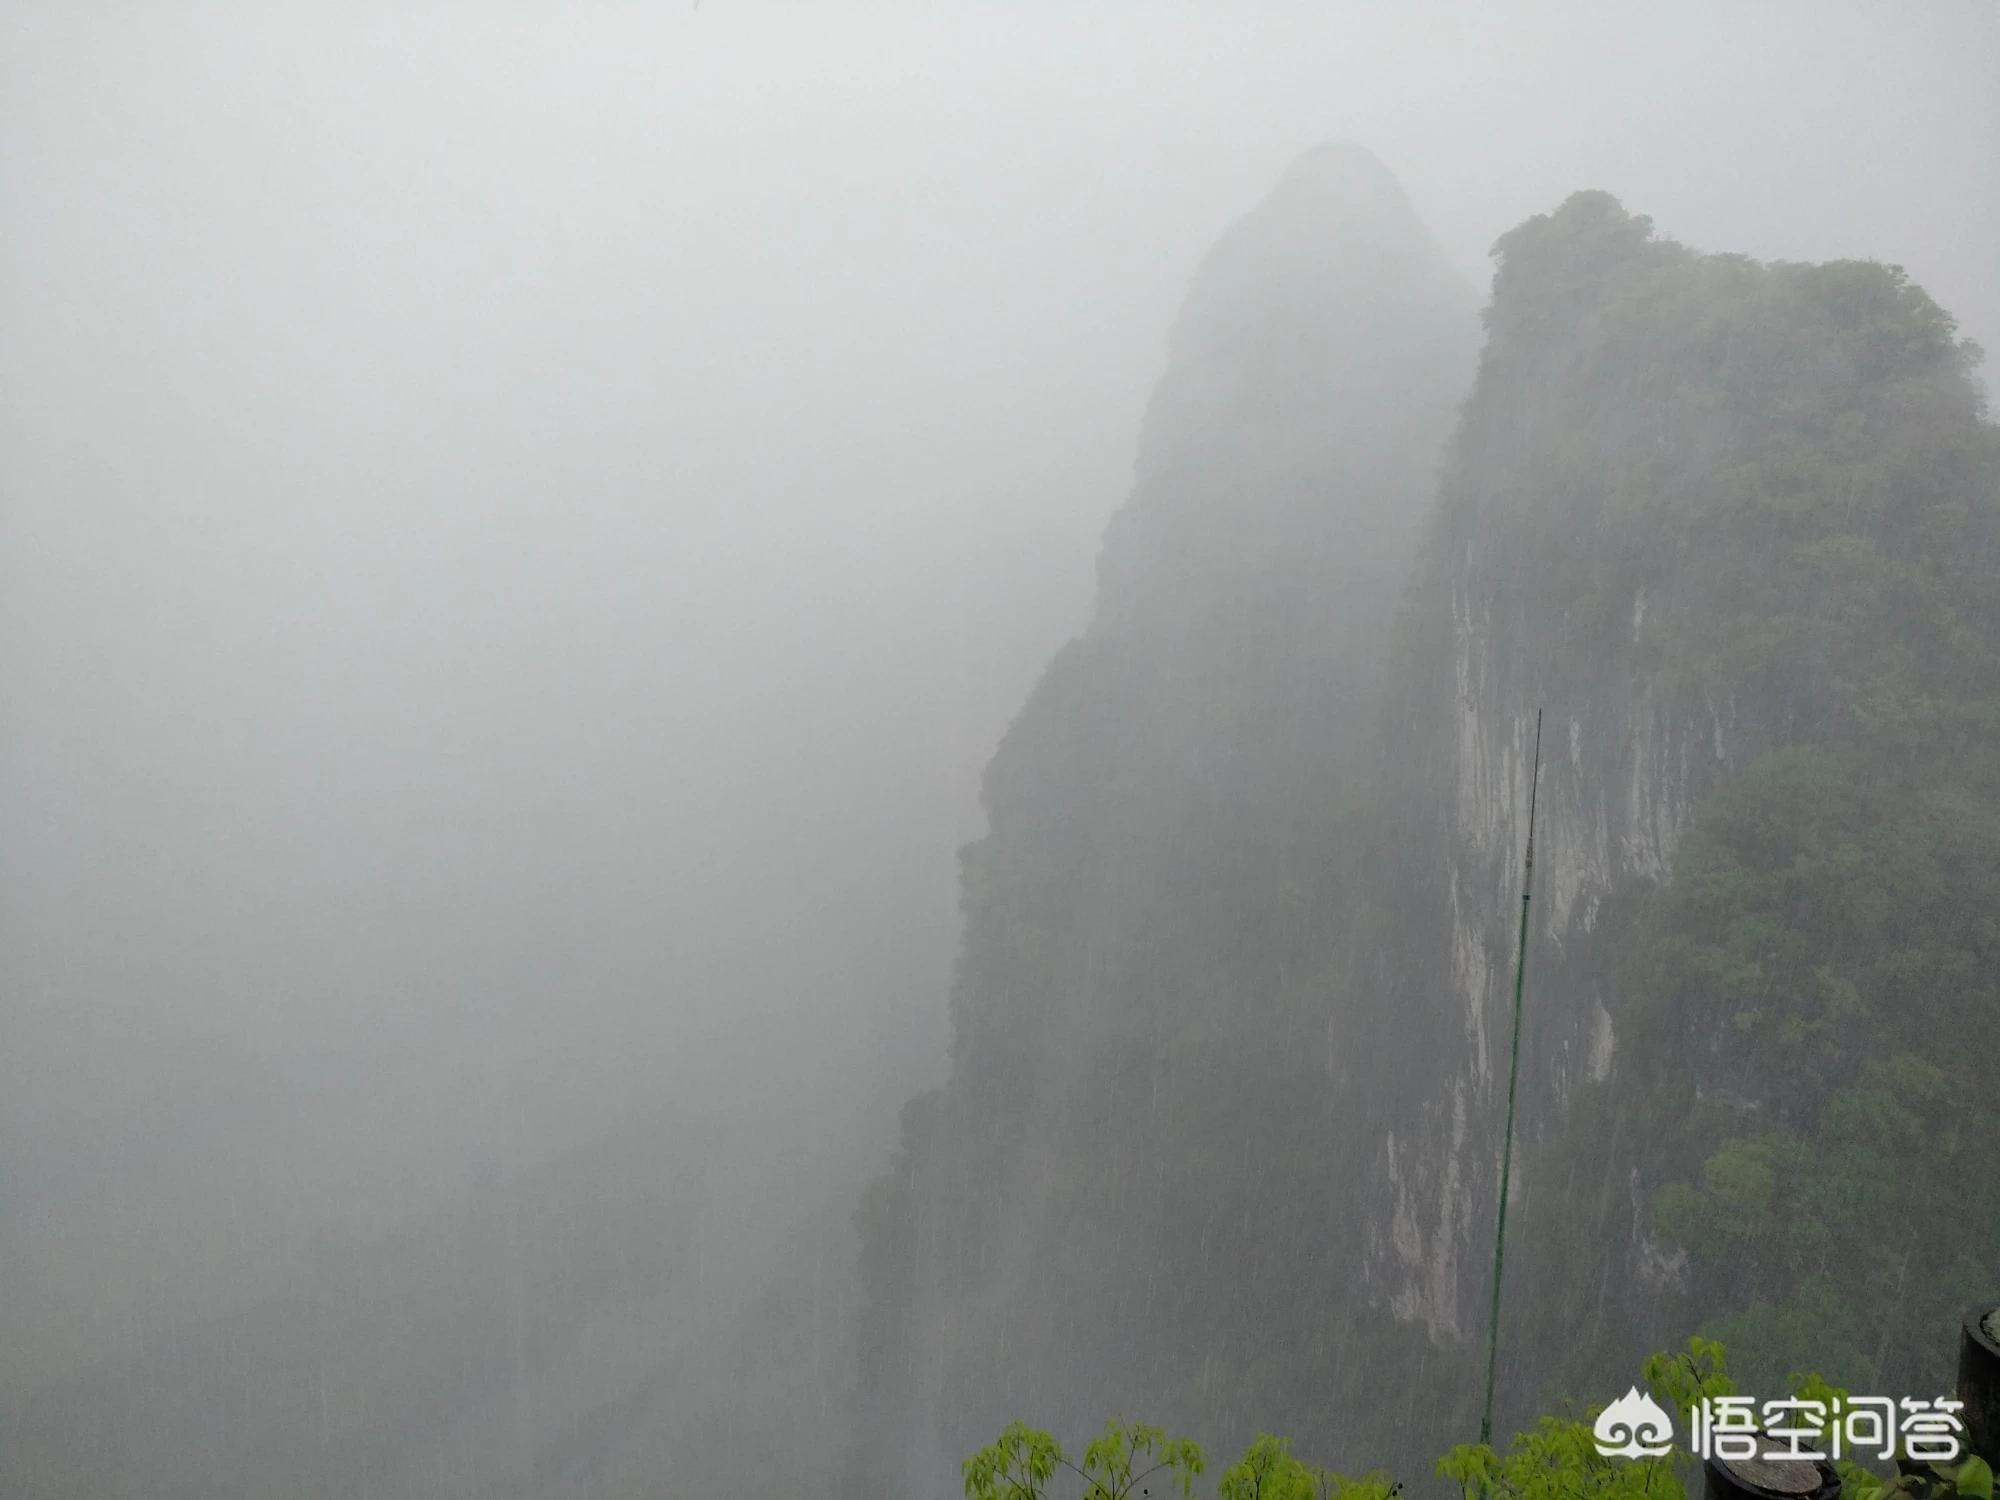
[1367,191,1999,1420]
[1367,196,1734,1349]
[850,171,2000,1495]
[846,144,1479,1497]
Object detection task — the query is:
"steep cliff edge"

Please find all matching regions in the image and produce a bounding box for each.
[1397,193,2000,1417]
[848,174,2000,1495]
[845,144,1478,1496]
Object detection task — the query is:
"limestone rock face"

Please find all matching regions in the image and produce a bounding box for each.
[1362,189,1996,1420]
[849,173,1999,1497]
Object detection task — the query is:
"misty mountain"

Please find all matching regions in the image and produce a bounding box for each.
[844,165,1999,1494]
[843,143,1481,1496]
[1409,191,2000,1415]
[6,11,1996,1493]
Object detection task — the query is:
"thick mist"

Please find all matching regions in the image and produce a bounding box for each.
[2,4,1995,1497]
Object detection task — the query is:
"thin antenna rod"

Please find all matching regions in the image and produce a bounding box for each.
[1478,707,1542,1449]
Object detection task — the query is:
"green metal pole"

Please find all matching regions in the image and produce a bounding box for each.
[1479,707,1542,1450]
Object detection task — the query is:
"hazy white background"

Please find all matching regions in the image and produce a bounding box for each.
[2,0,1994,1428]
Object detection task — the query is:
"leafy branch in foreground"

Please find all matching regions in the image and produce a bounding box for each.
[1438,1338,1992,1500]
[961,1339,1993,1500]
[1217,1433,1399,1500]
[962,1418,1204,1500]
[1787,1371,1992,1500]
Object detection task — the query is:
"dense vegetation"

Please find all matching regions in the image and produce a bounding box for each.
[849,167,1999,1495]
[1473,194,2000,1411]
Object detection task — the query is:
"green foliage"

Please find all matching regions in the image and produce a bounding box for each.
[1080,1421,1208,1500]
[965,1339,1985,1500]
[867,180,2000,1493]
[1784,1370,1996,1500]
[963,1421,1068,1500]
[1630,741,2000,1392]
[961,1419,1206,1500]
[1216,1434,1395,1500]
[1434,1337,1733,1500]
[1463,192,2000,1408]
[1640,1333,1740,1417]
[1437,1414,1660,1500]
[1841,1457,1995,1500]
[971,1341,1971,1500]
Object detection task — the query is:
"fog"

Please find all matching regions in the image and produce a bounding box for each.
[3,3,1995,1495]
